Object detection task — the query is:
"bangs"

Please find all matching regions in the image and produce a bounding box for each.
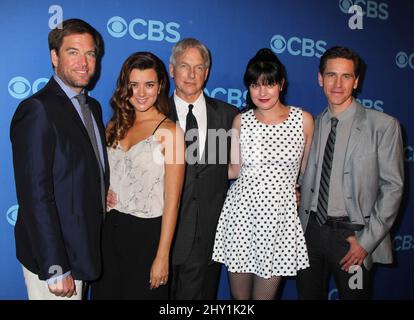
[244,61,284,87]
[255,73,278,86]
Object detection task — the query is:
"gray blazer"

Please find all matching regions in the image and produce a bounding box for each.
[299,100,404,269]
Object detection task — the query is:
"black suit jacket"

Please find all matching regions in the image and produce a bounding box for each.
[10,77,109,281]
[169,95,238,265]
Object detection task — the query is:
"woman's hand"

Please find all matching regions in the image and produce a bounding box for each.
[106,188,117,210]
[149,256,169,289]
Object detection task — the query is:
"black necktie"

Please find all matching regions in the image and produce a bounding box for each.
[185,104,199,161]
[75,94,106,217]
[315,117,339,225]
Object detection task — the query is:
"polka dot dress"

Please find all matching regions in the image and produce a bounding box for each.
[212,107,309,278]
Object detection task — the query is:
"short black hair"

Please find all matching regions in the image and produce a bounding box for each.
[243,48,286,88]
[48,18,102,57]
[319,46,361,77]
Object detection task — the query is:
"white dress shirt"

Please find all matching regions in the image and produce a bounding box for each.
[173,91,207,159]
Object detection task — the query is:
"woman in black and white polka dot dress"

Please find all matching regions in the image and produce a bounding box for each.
[212,48,314,300]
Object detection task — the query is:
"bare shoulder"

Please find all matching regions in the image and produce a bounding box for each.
[301,109,315,136]
[156,118,184,141]
[232,113,242,129]
[161,118,182,133]
[301,110,314,123]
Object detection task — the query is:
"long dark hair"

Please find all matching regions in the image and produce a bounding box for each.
[106,52,170,148]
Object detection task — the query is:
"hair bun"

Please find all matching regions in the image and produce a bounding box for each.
[254,48,279,63]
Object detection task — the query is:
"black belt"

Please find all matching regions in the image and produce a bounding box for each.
[311,212,364,231]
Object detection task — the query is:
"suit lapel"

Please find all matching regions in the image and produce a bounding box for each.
[89,101,109,173]
[200,95,221,169]
[49,78,105,176]
[49,78,92,143]
[344,103,366,166]
[314,109,327,165]
[169,94,218,169]
[168,96,179,122]
[169,96,197,173]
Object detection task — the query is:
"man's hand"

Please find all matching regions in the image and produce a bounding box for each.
[340,235,368,272]
[295,184,301,208]
[48,274,77,298]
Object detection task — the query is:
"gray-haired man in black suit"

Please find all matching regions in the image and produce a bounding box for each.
[168,38,238,300]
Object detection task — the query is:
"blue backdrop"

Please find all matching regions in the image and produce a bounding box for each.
[1,0,413,300]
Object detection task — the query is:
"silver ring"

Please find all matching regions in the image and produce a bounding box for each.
[160,281,164,285]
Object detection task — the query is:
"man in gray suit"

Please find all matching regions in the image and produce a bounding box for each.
[297,46,404,300]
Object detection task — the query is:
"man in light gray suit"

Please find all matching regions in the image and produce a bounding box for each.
[297,46,404,300]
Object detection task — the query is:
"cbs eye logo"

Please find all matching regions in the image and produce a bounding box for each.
[107,16,128,38]
[270,35,287,54]
[396,52,414,70]
[338,0,389,20]
[6,205,19,226]
[107,16,180,43]
[204,87,248,108]
[270,34,327,58]
[8,77,48,99]
[339,0,353,12]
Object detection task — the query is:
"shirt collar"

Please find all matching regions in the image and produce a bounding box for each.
[324,98,357,124]
[53,74,86,100]
[174,91,205,117]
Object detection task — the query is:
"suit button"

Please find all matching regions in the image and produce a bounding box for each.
[193,197,197,201]
[195,174,199,179]
[347,196,353,199]
[311,188,314,193]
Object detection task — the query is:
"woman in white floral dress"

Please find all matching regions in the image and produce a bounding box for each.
[92,52,185,299]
